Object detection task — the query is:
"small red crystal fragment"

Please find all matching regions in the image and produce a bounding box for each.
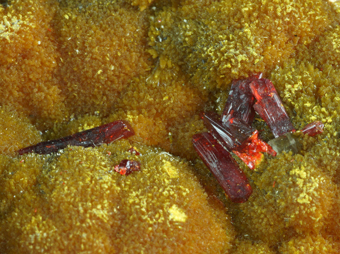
[233,130,277,169]
[301,121,324,137]
[201,112,254,151]
[192,132,252,203]
[128,147,140,156]
[249,78,295,138]
[221,78,256,125]
[114,160,141,175]
[17,120,135,155]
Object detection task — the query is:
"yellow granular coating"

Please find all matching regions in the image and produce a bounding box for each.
[43,114,103,141]
[125,0,156,11]
[269,60,339,128]
[0,0,66,129]
[0,106,41,156]
[1,0,340,252]
[230,186,289,246]
[106,65,207,151]
[170,114,206,160]
[278,234,340,254]
[230,143,338,246]
[301,25,340,69]
[231,239,275,254]
[0,141,234,253]
[52,0,151,116]
[148,0,336,90]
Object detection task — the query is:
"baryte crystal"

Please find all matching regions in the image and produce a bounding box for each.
[301,121,324,136]
[250,78,295,138]
[192,132,252,203]
[201,112,254,151]
[268,132,302,154]
[221,78,256,125]
[233,130,277,170]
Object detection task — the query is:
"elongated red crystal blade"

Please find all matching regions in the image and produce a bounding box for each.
[301,121,324,137]
[192,132,252,203]
[221,78,256,125]
[201,112,254,151]
[17,120,134,155]
[250,78,295,138]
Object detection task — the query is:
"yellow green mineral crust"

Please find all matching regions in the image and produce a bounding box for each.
[0,0,340,253]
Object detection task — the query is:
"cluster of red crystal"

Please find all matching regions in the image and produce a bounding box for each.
[192,132,252,203]
[221,78,256,125]
[114,160,141,175]
[233,130,277,169]
[192,75,288,202]
[201,112,254,151]
[17,120,135,155]
[250,78,295,138]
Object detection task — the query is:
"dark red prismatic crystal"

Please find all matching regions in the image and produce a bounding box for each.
[201,112,254,151]
[192,132,252,203]
[249,78,295,138]
[17,120,135,155]
[221,78,256,125]
[301,121,324,137]
[202,111,276,170]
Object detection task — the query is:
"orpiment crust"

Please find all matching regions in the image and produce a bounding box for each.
[0,0,340,253]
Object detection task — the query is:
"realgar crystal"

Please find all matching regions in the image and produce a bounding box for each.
[192,132,252,203]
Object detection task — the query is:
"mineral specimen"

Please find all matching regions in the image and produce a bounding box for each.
[250,78,295,138]
[114,159,141,175]
[17,120,134,155]
[221,78,256,125]
[267,121,324,154]
[201,111,253,151]
[192,132,252,203]
[233,130,276,169]
[267,132,302,155]
[201,84,277,170]
[301,121,324,136]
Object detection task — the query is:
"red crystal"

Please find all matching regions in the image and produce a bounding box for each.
[201,112,254,151]
[233,130,277,170]
[301,121,324,137]
[221,78,256,125]
[249,78,295,138]
[192,132,253,203]
[17,120,135,155]
[128,147,141,156]
[114,160,141,175]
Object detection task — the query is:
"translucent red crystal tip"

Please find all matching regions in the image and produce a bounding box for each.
[18,120,135,155]
[249,78,295,138]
